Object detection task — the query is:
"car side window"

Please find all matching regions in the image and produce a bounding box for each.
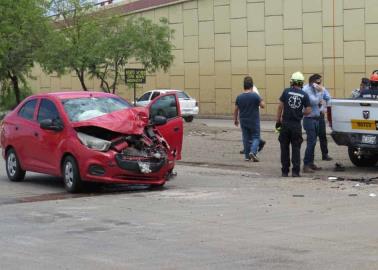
[150,94,178,120]
[177,91,189,99]
[37,99,60,123]
[138,92,151,101]
[18,99,37,120]
[151,92,161,100]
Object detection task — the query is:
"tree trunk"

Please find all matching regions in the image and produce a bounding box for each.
[75,69,88,91]
[112,60,119,94]
[8,72,21,104]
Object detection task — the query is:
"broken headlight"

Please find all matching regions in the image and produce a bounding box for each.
[77,132,111,152]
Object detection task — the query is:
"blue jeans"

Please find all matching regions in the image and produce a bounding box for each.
[240,120,260,159]
[303,117,319,166]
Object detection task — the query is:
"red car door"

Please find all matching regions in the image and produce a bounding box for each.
[29,98,66,175]
[148,93,183,160]
[10,98,40,170]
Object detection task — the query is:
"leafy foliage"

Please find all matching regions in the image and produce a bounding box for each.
[39,1,174,93]
[0,0,50,104]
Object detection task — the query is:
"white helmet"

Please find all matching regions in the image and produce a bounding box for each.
[291,71,305,82]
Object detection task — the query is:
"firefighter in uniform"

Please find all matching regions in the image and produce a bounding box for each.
[276,72,312,177]
[359,71,378,99]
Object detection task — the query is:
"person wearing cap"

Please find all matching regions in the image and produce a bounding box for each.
[351,77,370,98]
[276,72,311,177]
[302,74,325,173]
[234,76,265,162]
[359,71,378,99]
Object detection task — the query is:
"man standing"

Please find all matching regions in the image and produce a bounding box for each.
[276,72,311,177]
[359,71,378,98]
[351,77,370,98]
[302,74,324,173]
[234,76,265,162]
[318,82,332,161]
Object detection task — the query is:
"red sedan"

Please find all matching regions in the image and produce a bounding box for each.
[0,91,183,192]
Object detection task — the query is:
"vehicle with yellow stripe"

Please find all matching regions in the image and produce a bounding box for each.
[329,99,378,166]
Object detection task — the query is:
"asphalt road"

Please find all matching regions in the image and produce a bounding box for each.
[0,119,378,269]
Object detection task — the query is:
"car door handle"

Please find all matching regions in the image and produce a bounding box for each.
[15,126,19,131]
[34,132,39,137]
[173,127,180,132]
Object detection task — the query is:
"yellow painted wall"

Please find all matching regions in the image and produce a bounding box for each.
[28,0,378,116]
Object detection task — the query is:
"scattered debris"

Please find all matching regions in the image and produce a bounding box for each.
[334,163,345,171]
[354,183,360,187]
[348,194,358,197]
[328,176,338,180]
[369,193,377,197]
[292,194,304,197]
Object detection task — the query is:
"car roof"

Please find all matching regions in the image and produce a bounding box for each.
[29,91,119,100]
[151,89,182,93]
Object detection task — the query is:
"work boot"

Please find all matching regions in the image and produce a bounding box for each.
[322,155,333,161]
[281,172,289,177]
[309,164,322,170]
[303,166,314,173]
[292,172,301,177]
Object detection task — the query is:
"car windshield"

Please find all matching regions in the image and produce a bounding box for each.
[177,91,190,99]
[62,97,131,122]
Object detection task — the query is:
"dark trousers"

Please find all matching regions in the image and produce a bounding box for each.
[303,117,319,166]
[318,114,328,157]
[278,121,303,174]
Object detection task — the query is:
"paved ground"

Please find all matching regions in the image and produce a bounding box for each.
[0,118,377,269]
[182,119,378,181]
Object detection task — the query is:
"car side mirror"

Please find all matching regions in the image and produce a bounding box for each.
[40,118,64,131]
[152,115,167,126]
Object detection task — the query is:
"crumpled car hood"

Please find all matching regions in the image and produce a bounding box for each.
[71,108,148,134]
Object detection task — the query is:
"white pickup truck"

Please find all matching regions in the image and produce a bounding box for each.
[329,98,378,166]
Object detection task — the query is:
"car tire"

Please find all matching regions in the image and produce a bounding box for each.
[348,147,378,167]
[6,148,26,182]
[184,116,194,122]
[62,156,83,193]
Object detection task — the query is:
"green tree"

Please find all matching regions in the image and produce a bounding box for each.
[0,0,50,104]
[39,0,103,91]
[40,0,174,93]
[89,17,174,93]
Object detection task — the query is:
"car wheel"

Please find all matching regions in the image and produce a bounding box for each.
[348,147,378,167]
[6,148,25,182]
[184,116,194,122]
[62,156,83,193]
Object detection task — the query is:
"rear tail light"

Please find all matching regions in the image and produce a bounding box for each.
[326,106,332,128]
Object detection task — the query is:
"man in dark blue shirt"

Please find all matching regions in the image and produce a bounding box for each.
[276,72,311,177]
[359,71,378,99]
[234,76,265,162]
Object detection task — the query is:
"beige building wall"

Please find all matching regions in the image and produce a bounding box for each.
[29,0,378,116]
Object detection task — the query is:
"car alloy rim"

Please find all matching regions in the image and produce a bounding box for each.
[7,153,17,177]
[64,162,74,188]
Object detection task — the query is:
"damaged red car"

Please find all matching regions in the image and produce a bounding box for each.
[0,91,183,192]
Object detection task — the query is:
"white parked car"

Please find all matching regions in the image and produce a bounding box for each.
[135,89,199,122]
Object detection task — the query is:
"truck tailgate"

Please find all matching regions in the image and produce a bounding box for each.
[331,99,378,134]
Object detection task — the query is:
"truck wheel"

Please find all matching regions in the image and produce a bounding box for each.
[348,147,378,167]
[184,116,194,122]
